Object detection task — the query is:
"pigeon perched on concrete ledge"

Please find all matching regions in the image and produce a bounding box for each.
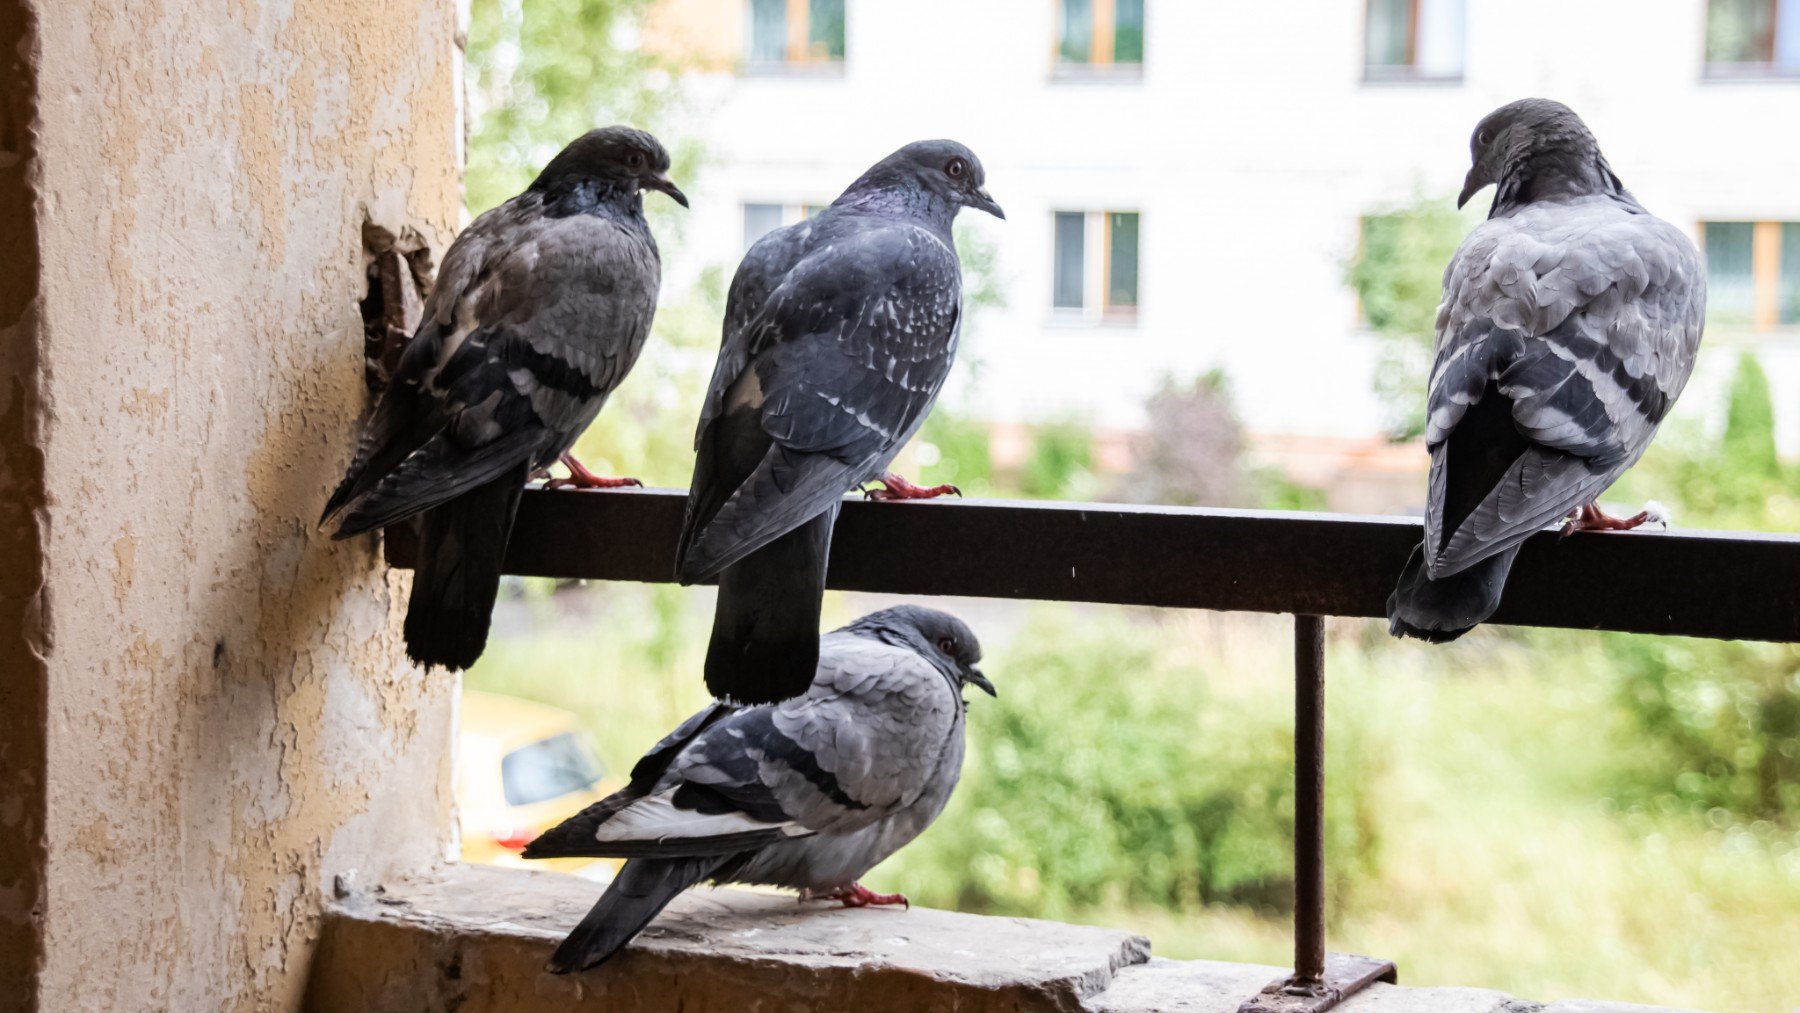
[320,126,685,670]
[677,140,1004,705]
[1387,100,1705,642]
[524,605,993,974]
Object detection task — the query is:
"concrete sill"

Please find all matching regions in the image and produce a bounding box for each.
[306,864,1704,1013]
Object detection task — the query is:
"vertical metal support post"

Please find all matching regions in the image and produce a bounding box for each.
[1237,616,1395,1013]
[1292,613,1327,990]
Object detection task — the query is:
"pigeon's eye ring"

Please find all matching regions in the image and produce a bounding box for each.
[937,636,956,654]
[945,158,967,179]
[1476,129,1492,147]
[629,152,646,168]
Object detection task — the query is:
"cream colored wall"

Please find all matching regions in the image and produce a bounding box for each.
[7,0,464,1008]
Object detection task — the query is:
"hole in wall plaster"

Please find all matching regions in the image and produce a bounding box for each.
[360,219,434,396]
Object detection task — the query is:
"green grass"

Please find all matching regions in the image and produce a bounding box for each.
[467,592,1800,1012]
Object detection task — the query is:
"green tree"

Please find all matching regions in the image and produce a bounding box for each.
[1345,194,1472,438]
[1721,353,1780,480]
[465,0,695,217]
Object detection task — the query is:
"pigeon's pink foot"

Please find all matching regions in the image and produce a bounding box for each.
[807,883,910,909]
[1560,502,1651,537]
[544,453,642,491]
[863,473,959,502]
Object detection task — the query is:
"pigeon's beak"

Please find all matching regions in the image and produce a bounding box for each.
[970,187,1005,220]
[646,172,689,208]
[1456,166,1488,210]
[966,668,997,697]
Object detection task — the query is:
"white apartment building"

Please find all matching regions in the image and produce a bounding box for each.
[640,0,1800,467]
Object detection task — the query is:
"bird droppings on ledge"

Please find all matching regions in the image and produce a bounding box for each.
[304,865,1710,1013]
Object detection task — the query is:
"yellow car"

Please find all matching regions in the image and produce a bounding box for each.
[456,690,623,878]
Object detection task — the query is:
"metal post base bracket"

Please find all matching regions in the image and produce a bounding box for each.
[1236,953,1397,1013]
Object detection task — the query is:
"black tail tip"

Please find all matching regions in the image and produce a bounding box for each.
[1386,611,1474,643]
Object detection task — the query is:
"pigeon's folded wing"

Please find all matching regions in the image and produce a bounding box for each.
[1422,204,1704,576]
[525,639,958,860]
[327,206,656,536]
[680,224,962,579]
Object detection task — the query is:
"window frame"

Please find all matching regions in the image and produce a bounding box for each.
[1050,208,1141,326]
[1702,0,1800,80]
[1698,218,1800,331]
[1361,0,1467,85]
[741,0,847,76]
[1051,0,1146,82]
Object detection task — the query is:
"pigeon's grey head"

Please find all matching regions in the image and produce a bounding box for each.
[1458,99,1622,215]
[845,605,994,698]
[842,140,1005,222]
[530,126,688,208]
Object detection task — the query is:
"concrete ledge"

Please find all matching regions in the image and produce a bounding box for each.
[304,864,1707,1013]
[305,863,1151,1012]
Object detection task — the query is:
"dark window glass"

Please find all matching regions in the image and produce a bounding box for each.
[1058,0,1093,63]
[1704,221,1758,326]
[1781,223,1800,325]
[1054,212,1086,309]
[1107,212,1139,310]
[1114,0,1145,64]
[501,732,604,807]
[809,0,846,60]
[743,203,783,251]
[747,0,787,63]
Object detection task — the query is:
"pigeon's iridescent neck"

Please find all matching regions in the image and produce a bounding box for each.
[831,187,957,237]
[537,177,647,225]
[1492,145,1629,219]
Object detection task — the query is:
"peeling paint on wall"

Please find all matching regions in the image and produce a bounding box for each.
[16,0,464,1007]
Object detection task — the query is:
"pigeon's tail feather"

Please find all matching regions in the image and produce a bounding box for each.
[704,505,835,705]
[1386,542,1519,643]
[547,856,728,974]
[402,463,530,670]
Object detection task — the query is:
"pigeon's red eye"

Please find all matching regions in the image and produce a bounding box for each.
[945,158,966,179]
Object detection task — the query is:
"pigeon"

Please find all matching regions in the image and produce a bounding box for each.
[1387,99,1705,642]
[524,605,993,974]
[676,140,1004,705]
[320,126,686,669]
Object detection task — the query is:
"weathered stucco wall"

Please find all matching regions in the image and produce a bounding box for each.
[10,0,463,1007]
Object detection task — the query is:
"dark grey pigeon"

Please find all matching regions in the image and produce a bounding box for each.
[320,126,686,669]
[524,605,993,974]
[676,140,1003,705]
[1387,100,1705,642]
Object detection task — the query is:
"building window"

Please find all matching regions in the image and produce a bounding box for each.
[744,0,846,71]
[1364,0,1465,82]
[1054,0,1145,76]
[743,201,828,251]
[1705,0,1800,77]
[1051,210,1140,322]
[1702,220,1800,329]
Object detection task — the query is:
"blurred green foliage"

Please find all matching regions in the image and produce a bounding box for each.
[1345,194,1475,438]
[883,612,1382,920]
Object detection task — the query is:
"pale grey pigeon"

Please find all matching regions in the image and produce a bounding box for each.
[320,126,685,669]
[676,140,1003,705]
[524,605,993,974]
[1388,99,1705,641]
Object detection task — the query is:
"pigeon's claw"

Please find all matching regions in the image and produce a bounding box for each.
[809,882,909,910]
[543,452,643,491]
[1559,502,1653,538]
[863,473,960,502]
